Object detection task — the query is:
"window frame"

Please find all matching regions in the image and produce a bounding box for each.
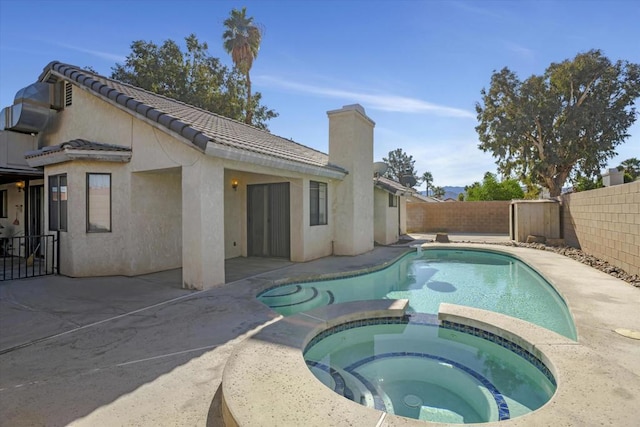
[48,174,68,231]
[86,173,112,233]
[0,189,7,218]
[309,180,328,226]
[389,193,398,207]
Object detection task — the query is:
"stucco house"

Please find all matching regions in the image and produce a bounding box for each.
[0,61,413,288]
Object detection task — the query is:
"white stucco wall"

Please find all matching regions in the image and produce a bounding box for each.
[1,130,37,168]
[399,196,408,235]
[328,105,374,255]
[221,170,333,262]
[29,81,343,283]
[0,184,27,243]
[38,84,134,149]
[129,170,182,273]
[182,157,225,289]
[374,188,399,245]
[44,160,129,277]
[36,87,194,279]
[300,178,334,261]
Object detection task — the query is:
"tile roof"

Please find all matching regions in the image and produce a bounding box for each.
[39,62,343,173]
[25,139,131,158]
[374,175,416,194]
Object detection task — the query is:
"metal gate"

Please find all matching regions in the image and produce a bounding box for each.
[1,233,58,281]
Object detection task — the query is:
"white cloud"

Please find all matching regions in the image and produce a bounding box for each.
[505,42,535,61]
[374,127,497,187]
[37,39,125,62]
[448,1,509,20]
[256,75,475,118]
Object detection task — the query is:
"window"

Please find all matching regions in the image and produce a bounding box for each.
[0,190,7,218]
[87,173,111,232]
[389,193,398,207]
[49,174,68,231]
[310,181,327,226]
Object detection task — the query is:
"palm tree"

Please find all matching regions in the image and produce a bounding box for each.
[422,171,433,197]
[433,186,446,199]
[618,157,640,182]
[223,7,261,125]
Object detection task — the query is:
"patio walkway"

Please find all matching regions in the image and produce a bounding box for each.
[0,247,408,426]
[0,240,638,426]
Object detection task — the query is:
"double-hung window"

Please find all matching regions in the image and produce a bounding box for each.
[49,174,68,231]
[310,181,327,226]
[389,193,398,207]
[87,173,111,232]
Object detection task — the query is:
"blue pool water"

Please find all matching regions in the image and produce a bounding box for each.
[304,317,556,423]
[258,249,577,340]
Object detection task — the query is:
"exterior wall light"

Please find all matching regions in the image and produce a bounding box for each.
[16,181,25,192]
[231,179,239,191]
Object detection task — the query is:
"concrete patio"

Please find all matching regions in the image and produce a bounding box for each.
[0,237,638,426]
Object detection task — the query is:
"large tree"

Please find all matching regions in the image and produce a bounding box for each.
[476,50,640,197]
[464,172,524,201]
[422,171,434,196]
[432,186,446,199]
[223,7,262,125]
[618,157,640,182]
[112,34,277,130]
[383,148,419,187]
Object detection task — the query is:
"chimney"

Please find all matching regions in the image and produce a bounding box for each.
[327,104,375,255]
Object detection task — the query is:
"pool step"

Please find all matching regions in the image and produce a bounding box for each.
[260,286,334,315]
[306,361,373,407]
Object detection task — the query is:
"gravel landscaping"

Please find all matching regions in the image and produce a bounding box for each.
[496,241,640,288]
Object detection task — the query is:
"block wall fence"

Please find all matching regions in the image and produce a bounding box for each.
[406,201,510,234]
[561,181,640,277]
[405,181,639,277]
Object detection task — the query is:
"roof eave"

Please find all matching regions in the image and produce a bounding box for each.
[26,150,132,167]
[205,142,346,180]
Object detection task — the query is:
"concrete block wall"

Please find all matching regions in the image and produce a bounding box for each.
[561,181,640,276]
[406,201,510,233]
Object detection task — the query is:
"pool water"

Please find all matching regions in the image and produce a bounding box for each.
[259,249,577,340]
[304,318,556,423]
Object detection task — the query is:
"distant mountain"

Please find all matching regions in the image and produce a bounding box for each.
[420,186,465,200]
[443,186,465,200]
[442,187,464,200]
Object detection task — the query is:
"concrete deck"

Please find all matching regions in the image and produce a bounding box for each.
[0,241,638,426]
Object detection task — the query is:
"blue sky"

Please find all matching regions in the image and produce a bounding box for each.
[1,0,638,188]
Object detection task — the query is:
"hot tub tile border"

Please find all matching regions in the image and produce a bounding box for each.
[304,316,556,388]
[440,320,556,387]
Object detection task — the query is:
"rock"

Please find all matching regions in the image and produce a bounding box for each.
[494,241,639,288]
[526,235,546,244]
[546,238,565,247]
[435,233,450,243]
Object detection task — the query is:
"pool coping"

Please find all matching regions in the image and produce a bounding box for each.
[222,243,640,426]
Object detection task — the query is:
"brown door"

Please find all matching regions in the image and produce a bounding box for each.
[247,183,290,258]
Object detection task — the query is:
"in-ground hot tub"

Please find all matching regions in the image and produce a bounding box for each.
[304,314,556,423]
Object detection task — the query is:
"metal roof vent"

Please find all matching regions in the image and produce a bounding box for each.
[1,82,52,133]
[65,82,72,107]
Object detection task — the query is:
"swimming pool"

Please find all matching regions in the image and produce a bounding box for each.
[304,316,556,423]
[258,248,577,339]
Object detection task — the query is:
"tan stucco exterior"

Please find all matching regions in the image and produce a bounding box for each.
[0,57,413,289]
[374,187,399,245]
[328,105,375,255]
[4,80,393,289]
